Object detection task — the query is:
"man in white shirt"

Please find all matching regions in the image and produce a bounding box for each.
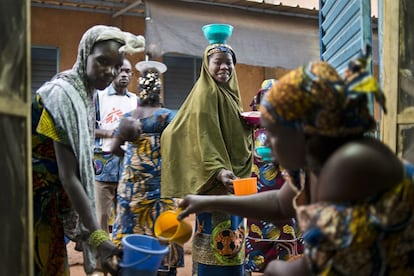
[93,58,138,233]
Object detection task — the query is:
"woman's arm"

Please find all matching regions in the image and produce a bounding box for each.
[178,182,297,223]
[264,256,310,276]
[54,141,120,274]
[110,117,142,157]
[95,128,114,138]
[110,136,125,157]
[54,141,100,231]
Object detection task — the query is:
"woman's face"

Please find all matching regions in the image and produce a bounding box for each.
[208,52,234,83]
[261,116,306,170]
[86,40,124,90]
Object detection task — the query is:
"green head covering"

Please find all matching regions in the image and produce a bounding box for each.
[161,44,253,197]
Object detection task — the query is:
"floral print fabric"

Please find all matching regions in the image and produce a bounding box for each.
[296,162,414,275]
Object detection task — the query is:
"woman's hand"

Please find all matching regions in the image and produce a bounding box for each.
[217,169,237,193]
[98,240,122,275]
[177,195,213,220]
[156,113,169,125]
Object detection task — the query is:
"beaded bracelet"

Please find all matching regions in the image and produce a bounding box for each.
[88,229,110,249]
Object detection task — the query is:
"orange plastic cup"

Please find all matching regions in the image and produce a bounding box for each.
[233,177,258,195]
[154,210,193,245]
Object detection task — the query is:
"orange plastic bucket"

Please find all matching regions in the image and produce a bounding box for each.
[233,177,258,195]
[154,210,193,245]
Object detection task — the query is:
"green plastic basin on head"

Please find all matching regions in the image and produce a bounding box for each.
[202,24,233,44]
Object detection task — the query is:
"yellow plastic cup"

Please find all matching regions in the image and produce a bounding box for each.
[233,177,258,195]
[154,209,193,245]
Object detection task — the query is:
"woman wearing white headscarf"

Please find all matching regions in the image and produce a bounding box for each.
[32,25,145,275]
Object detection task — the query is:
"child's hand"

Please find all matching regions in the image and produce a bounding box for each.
[157,113,169,125]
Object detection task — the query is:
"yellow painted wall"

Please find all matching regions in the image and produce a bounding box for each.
[31,7,291,110]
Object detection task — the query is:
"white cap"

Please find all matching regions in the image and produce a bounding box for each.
[135,60,167,74]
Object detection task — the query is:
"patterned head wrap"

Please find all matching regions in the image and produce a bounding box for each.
[138,69,162,106]
[250,79,277,111]
[207,43,237,64]
[260,47,386,137]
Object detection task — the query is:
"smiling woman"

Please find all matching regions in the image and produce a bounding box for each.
[161,26,254,276]
[207,50,234,83]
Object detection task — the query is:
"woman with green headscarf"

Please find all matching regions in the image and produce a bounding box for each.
[161,42,253,275]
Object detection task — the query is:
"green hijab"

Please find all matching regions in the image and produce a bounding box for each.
[161,44,253,198]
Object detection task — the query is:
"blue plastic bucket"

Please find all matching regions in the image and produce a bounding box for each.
[120,234,169,276]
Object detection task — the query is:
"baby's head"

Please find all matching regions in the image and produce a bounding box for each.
[118,117,141,141]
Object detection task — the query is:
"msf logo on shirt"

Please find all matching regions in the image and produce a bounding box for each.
[106,108,124,125]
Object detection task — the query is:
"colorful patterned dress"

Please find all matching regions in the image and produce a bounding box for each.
[111,108,184,273]
[296,161,414,275]
[32,95,72,275]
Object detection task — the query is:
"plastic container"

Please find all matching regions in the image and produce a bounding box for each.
[154,210,193,245]
[120,234,169,276]
[241,111,261,126]
[233,177,258,195]
[202,24,233,44]
[255,146,273,162]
